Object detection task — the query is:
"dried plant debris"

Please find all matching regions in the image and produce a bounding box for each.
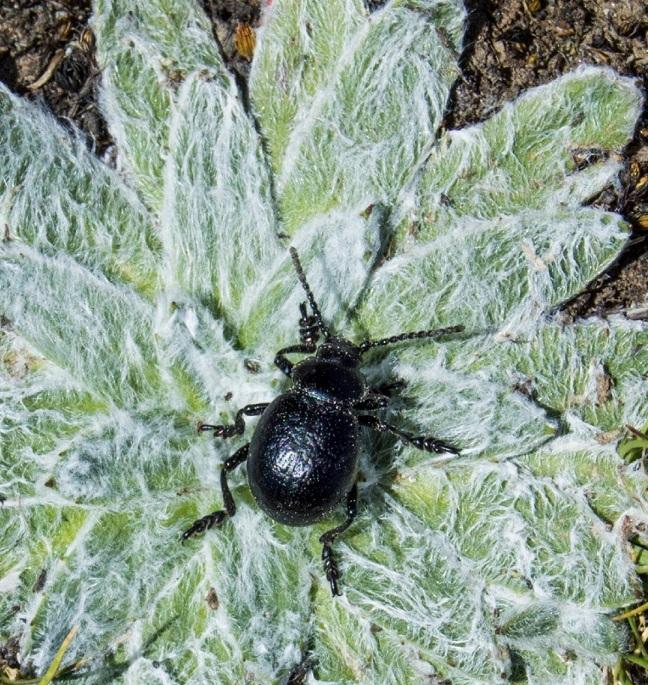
[0,0,111,153]
[0,1,647,684]
[198,0,262,75]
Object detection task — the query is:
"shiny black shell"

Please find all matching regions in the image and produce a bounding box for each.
[293,357,364,404]
[247,392,359,525]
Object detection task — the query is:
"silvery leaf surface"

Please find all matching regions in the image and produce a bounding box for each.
[360,67,641,336]
[251,0,465,234]
[442,317,648,441]
[95,0,280,326]
[0,84,159,296]
[1,0,647,684]
[447,317,648,523]
[159,68,280,328]
[93,0,224,211]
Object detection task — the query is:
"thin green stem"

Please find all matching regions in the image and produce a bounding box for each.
[628,615,648,660]
[624,653,648,669]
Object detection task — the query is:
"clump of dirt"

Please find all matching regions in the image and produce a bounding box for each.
[449,1,648,128]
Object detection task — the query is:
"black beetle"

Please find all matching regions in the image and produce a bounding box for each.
[182,247,462,595]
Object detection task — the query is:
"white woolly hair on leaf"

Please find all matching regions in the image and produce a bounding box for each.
[160,70,280,327]
[251,0,465,234]
[0,83,159,294]
[241,209,383,354]
[1,0,647,683]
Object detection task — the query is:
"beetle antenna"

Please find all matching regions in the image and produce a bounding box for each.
[289,247,331,339]
[358,325,464,354]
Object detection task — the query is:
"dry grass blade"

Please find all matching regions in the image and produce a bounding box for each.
[37,626,77,685]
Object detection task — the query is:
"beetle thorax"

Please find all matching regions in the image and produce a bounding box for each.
[292,357,365,404]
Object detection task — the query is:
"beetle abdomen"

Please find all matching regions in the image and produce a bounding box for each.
[247,393,359,525]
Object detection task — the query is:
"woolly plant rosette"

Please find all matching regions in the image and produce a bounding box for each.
[1,0,647,683]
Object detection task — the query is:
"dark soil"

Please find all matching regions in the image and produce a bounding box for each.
[0,0,109,153]
[0,0,647,681]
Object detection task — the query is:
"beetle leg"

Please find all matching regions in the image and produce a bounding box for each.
[353,393,389,411]
[198,403,269,439]
[358,415,460,455]
[319,483,358,596]
[181,444,249,541]
[353,382,407,411]
[274,343,316,377]
[369,380,407,397]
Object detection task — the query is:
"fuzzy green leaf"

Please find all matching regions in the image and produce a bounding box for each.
[160,71,280,326]
[0,84,160,295]
[456,318,648,435]
[417,67,641,227]
[252,0,465,234]
[93,0,224,210]
[0,247,161,407]
[250,0,366,174]
[360,68,642,336]
[361,206,628,335]
[0,1,646,683]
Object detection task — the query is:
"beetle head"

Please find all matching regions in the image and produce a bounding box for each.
[316,337,360,368]
[294,341,364,404]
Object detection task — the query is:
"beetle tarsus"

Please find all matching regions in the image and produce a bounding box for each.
[321,543,341,596]
[274,342,317,377]
[181,444,250,543]
[213,424,239,438]
[181,510,228,541]
[199,404,269,440]
[317,484,358,595]
[413,435,460,455]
